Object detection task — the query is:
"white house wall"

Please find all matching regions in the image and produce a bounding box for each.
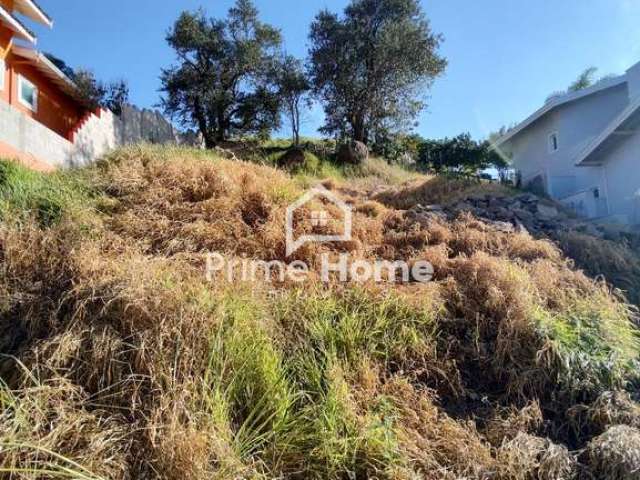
[510,84,629,202]
[597,130,640,225]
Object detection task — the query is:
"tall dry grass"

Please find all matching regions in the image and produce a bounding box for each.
[0,146,638,478]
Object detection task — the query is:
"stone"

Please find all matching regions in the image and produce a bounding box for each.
[537,203,560,220]
[514,220,529,234]
[489,221,515,234]
[423,204,444,212]
[513,208,535,223]
[336,141,368,165]
[517,193,539,203]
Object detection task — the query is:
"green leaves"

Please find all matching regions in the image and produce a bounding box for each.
[308,0,447,144]
[160,1,283,148]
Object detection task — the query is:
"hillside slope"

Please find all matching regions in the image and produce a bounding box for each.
[0,146,639,479]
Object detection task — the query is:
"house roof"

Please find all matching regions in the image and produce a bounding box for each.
[13,0,52,27]
[0,4,36,43]
[575,97,640,166]
[12,46,89,106]
[494,75,628,148]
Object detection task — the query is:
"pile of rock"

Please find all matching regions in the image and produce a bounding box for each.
[448,192,576,234]
[407,192,636,242]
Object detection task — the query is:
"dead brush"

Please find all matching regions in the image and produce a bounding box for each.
[581,425,640,480]
[383,378,496,478]
[567,391,640,442]
[2,145,640,478]
[556,231,640,305]
[483,401,544,447]
[447,212,562,263]
[0,371,131,480]
[496,432,577,480]
[372,175,513,210]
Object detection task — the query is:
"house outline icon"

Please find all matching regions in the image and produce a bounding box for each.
[286,185,353,257]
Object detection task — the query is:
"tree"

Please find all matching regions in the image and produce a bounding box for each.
[45,53,130,114]
[568,66,598,92]
[308,0,446,145]
[73,70,130,114]
[274,55,310,146]
[417,133,508,174]
[160,1,283,149]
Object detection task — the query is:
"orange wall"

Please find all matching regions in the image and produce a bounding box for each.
[6,56,84,138]
[0,1,15,11]
[0,26,12,105]
[0,13,86,140]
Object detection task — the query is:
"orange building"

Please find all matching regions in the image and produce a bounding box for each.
[0,0,90,169]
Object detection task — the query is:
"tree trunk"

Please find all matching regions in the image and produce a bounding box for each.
[203,133,217,150]
[352,114,366,144]
[215,108,227,143]
[291,99,300,146]
[194,98,216,149]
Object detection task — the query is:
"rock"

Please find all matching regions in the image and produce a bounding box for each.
[517,193,539,203]
[537,203,560,220]
[336,141,368,165]
[583,425,640,479]
[488,221,515,234]
[277,147,306,170]
[423,204,444,212]
[406,209,446,227]
[513,208,535,223]
[456,202,474,211]
[514,219,529,234]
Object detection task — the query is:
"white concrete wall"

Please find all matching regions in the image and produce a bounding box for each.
[69,109,121,168]
[0,98,74,167]
[0,101,182,169]
[509,83,629,207]
[626,61,640,101]
[599,130,640,225]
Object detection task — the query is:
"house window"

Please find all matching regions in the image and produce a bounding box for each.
[548,132,559,153]
[18,75,38,112]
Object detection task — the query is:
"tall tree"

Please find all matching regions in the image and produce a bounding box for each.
[160,1,282,148]
[308,0,446,145]
[274,55,310,146]
[45,53,130,114]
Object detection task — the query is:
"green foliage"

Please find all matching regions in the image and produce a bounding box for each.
[160,1,283,148]
[568,66,598,92]
[45,54,129,115]
[372,133,423,165]
[0,160,92,226]
[534,294,640,397]
[417,133,509,173]
[308,0,446,144]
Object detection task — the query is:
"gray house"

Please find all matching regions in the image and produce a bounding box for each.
[496,60,640,225]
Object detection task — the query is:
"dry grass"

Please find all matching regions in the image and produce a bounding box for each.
[556,231,640,305]
[0,146,639,478]
[372,175,514,209]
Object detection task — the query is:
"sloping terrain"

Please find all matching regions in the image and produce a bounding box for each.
[0,146,639,479]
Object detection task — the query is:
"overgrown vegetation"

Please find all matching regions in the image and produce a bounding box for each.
[1,147,639,478]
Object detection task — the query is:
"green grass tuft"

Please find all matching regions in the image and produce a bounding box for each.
[0,160,93,226]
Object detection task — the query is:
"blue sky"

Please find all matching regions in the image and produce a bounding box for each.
[32,0,640,140]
